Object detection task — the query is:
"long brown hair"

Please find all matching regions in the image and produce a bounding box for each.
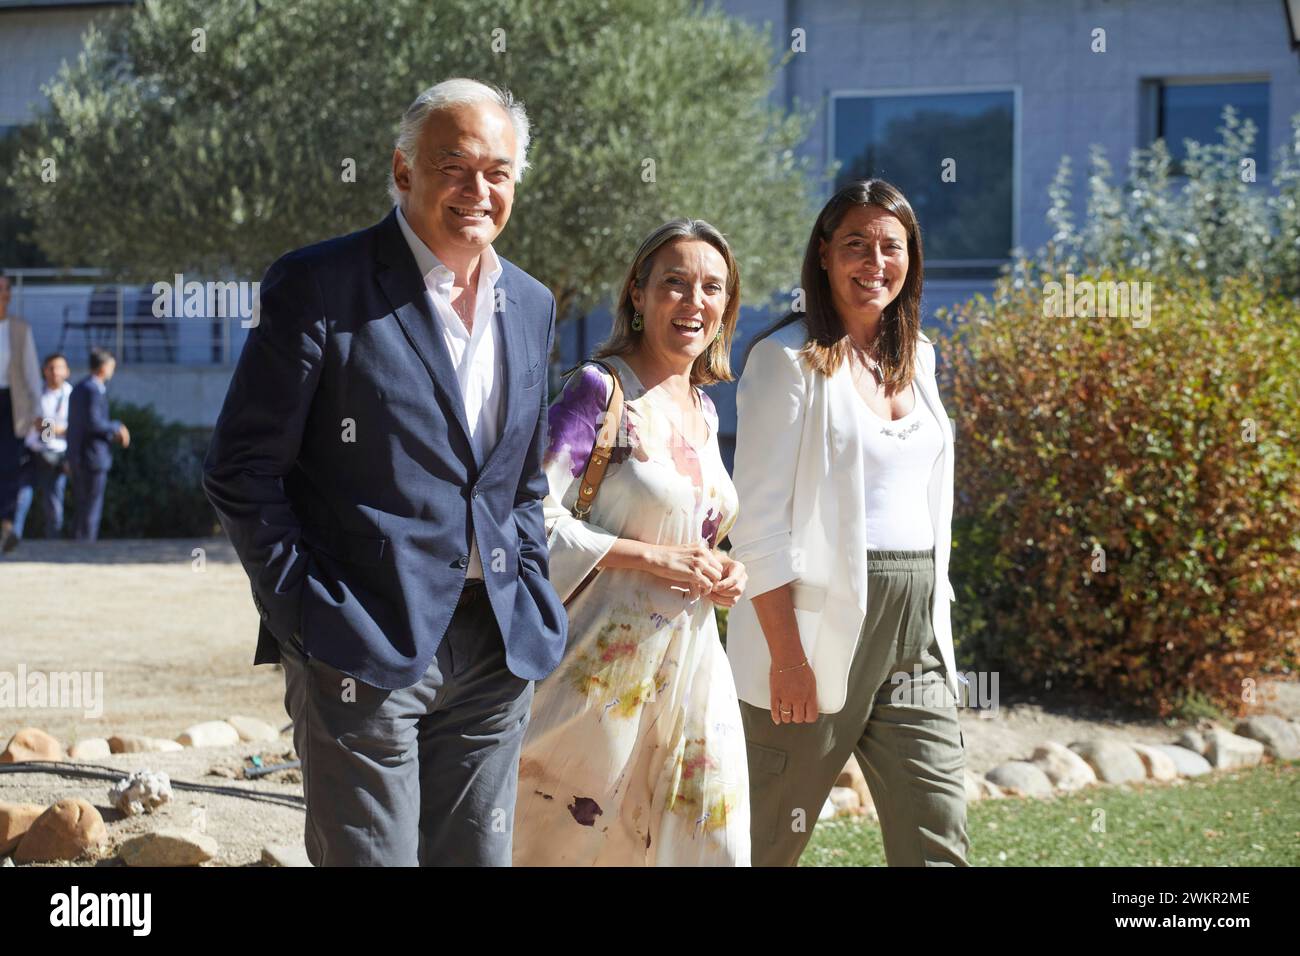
[750,179,924,392]
[593,218,741,388]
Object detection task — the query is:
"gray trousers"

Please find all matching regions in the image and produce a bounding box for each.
[741,548,970,867]
[277,580,534,866]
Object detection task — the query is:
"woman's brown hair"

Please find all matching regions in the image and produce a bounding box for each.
[750,179,924,392]
[593,218,741,388]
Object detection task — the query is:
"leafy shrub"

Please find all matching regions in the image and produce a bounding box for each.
[99,402,218,538]
[1031,108,1300,298]
[943,270,1300,717]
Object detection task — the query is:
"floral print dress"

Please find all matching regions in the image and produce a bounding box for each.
[512,354,750,866]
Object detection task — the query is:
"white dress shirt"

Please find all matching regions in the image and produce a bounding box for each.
[395,204,504,580]
[25,381,72,453]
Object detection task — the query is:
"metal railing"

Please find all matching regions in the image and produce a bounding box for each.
[4,267,249,367]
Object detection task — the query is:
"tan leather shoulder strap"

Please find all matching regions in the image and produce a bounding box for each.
[571,359,624,520]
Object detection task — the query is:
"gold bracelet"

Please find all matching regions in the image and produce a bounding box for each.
[775,658,809,674]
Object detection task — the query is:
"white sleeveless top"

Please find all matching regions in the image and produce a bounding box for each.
[858,382,944,549]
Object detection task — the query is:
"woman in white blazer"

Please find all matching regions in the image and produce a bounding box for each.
[727,180,969,866]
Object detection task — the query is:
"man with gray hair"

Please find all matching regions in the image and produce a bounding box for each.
[204,78,566,865]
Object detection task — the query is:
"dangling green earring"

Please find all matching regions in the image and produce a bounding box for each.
[631,312,643,331]
[714,328,723,342]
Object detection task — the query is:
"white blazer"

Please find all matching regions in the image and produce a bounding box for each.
[726,319,958,714]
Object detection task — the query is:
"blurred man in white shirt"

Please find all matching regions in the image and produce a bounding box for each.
[12,352,72,545]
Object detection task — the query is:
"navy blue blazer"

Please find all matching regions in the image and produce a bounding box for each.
[202,208,567,689]
[66,376,120,473]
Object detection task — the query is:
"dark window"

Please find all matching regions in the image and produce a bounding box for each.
[831,90,1015,265]
[1154,80,1269,175]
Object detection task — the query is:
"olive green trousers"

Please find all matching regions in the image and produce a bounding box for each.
[740,548,970,867]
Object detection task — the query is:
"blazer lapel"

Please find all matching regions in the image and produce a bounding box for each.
[824,363,869,614]
[913,347,954,445]
[373,209,477,465]
[478,271,524,479]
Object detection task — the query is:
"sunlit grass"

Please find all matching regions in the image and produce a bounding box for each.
[802,760,1300,866]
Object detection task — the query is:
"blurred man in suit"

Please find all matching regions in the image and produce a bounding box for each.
[67,347,130,541]
[0,270,43,553]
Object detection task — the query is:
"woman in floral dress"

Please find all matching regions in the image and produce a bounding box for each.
[512,219,750,866]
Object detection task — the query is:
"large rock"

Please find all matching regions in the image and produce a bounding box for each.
[1176,729,1207,755]
[118,828,218,867]
[1152,744,1212,777]
[1234,716,1300,760]
[0,802,46,855]
[176,721,241,748]
[1067,739,1146,784]
[67,738,111,760]
[1204,728,1264,770]
[261,843,312,867]
[109,734,183,754]
[0,727,65,763]
[964,772,1004,801]
[226,715,280,743]
[14,799,107,863]
[835,757,873,812]
[1129,743,1179,781]
[985,761,1054,797]
[1030,742,1098,791]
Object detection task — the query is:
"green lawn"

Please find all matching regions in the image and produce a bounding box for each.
[803,760,1300,866]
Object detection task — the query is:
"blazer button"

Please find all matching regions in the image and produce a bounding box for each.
[471,487,480,498]
[457,554,469,568]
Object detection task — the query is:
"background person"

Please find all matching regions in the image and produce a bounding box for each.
[67,346,129,541]
[13,352,73,543]
[0,269,43,553]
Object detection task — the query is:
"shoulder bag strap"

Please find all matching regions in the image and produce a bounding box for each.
[568,359,624,520]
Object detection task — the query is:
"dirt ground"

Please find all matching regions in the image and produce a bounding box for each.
[3,537,1297,866]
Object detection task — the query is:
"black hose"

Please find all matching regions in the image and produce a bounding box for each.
[0,760,305,810]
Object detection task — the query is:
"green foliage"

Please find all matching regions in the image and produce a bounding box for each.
[942,271,1300,717]
[1172,689,1228,725]
[100,401,218,538]
[10,0,819,321]
[1030,108,1300,297]
[0,126,49,267]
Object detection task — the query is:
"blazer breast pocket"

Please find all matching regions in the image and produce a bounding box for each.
[520,359,544,390]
